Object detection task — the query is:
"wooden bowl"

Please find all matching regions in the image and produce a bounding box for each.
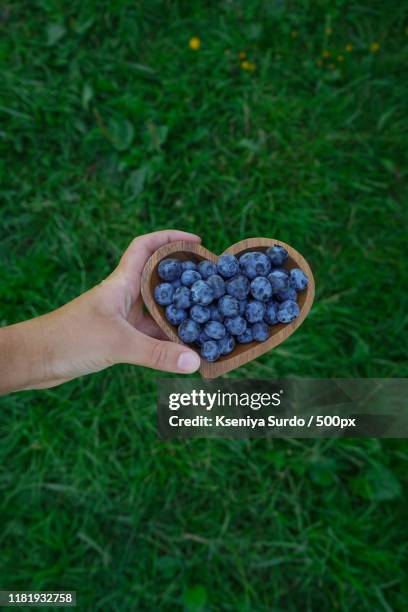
[141,238,315,378]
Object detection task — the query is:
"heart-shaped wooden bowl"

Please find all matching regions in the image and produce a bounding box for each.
[141,238,315,378]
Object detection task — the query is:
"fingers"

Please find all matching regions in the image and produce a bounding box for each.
[137,314,169,340]
[118,230,201,282]
[120,328,201,374]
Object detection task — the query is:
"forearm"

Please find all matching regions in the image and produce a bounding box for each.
[0,315,55,394]
[0,290,106,394]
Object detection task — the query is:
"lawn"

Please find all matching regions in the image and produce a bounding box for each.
[0,1,407,610]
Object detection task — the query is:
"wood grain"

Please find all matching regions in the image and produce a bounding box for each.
[141,238,315,378]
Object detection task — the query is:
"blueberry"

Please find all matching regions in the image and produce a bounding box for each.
[190,304,211,324]
[245,300,266,323]
[250,276,273,301]
[207,274,226,299]
[172,279,182,290]
[165,304,187,325]
[237,327,254,344]
[252,322,270,342]
[239,252,252,265]
[218,295,240,317]
[218,334,236,355]
[181,269,202,287]
[277,300,300,323]
[204,320,226,340]
[197,260,217,279]
[158,258,182,281]
[178,319,201,343]
[191,280,214,306]
[274,287,297,303]
[217,254,239,278]
[201,340,221,362]
[238,299,248,315]
[181,260,198,271]
[290,268,308,291]
[173,286,192,309]
[154,282,174,305]
[225,274,250,300]
[266,245,288,267]
[239,251,271,279]
[196,330,211,347]
[209,304,224,322]
[268,269,290,292]
[224,315,247,336]
[264,300,279,325]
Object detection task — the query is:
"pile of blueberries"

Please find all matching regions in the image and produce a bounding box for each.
[153,246,308,362]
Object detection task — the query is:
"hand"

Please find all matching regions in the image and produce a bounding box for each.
[0,230,202,393]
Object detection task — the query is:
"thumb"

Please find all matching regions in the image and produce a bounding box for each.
[122,329,201,374]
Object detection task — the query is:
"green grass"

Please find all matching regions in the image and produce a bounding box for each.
[1,1,407,610]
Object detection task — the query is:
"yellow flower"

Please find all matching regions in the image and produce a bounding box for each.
[239,51,247,60]
[291,30,298,38]
[316,59,322,66]
[345,43,353,52]
[337,54,344,62]
[406,26,408,36]
[328,63,336,70]
[370,42,380,53]
[322,49,331,58]
[325,27,332,36]
[189,37,201,50]
[241,60,256,72]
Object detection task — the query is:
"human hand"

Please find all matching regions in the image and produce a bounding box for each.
[0,230,202,393]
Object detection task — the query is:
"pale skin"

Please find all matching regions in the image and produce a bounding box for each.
[0,230,202,395]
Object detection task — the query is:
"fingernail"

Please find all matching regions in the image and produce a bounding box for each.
[178,351,201,373]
